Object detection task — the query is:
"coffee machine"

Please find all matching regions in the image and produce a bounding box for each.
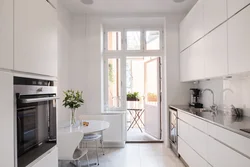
[189,88,203,108]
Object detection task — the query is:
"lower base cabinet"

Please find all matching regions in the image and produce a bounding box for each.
[31,147,58,167]
[207,137,250,167]
[178,137,208,167]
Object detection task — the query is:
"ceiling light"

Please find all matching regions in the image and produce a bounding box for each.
[81,0,94,5]
[173,0,185,3]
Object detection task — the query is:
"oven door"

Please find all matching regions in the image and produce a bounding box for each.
[17,95,58,157]
[169,109,177,144]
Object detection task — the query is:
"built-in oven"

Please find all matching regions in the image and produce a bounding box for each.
[169,107,178,156]
[14,77,59,167]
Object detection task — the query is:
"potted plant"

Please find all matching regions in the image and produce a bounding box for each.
[127,92,140,101]
[63,90,84,127]
[147,92,157,102]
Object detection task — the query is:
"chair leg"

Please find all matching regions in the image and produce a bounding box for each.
[95,140,100,165]
[101,139,105,155]
[86,153,90,167]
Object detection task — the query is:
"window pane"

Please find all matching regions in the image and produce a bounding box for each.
[146,31,160,50]
[108,58,121,108]
[107,31,121,51]
[126,31,141,50]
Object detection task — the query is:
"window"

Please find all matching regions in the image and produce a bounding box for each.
[126,31,141,51]
[145,30,160,50]
[106,58,122,108]
[107,31,122,51]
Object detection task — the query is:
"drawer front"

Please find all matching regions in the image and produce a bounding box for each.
[207,137,250,167]
[178,119,190,143]
[178,137,208,167]
[207,123,250,157]
[178,110,208,133]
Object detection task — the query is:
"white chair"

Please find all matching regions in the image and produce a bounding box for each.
[58,132,90,167]
[79,115,105,165]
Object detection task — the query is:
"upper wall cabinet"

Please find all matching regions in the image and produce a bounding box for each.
[204,23,228,78]
[228,5,250,75]
[203,0,227,34]
[14,0,57,77]
[0,0,13,70]
[228,0,250,18]
[180,0,204,51]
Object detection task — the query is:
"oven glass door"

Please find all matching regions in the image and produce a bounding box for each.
[17,95,55,157]
[170,109,177,144]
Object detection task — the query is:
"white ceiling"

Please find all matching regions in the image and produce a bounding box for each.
[61,0,198,14]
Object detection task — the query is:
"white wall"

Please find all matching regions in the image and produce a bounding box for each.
[57,3,72,122]
[198,77,250,117]
[164,15,194,146]
[69,15,103,116]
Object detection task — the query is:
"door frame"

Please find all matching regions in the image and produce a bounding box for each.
[125,56,163,142]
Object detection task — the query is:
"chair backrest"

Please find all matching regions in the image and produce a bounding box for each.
[58,132,83,160]
[79,114,105,121]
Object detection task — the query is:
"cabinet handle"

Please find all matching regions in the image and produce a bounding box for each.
[46,0,56,9]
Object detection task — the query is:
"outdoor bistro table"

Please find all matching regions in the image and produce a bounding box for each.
[127,108,145,132]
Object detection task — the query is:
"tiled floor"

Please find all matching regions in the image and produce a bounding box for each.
[127,127,159,142]
[60,144,185,167]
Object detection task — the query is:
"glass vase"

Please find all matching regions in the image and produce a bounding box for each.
[70,108,78,127]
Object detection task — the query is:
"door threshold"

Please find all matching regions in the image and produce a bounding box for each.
[126,141,164,144]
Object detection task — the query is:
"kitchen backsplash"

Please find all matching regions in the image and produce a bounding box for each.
[197,77,250,117]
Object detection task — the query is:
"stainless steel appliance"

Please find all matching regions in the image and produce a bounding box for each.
[189,88,203,108]
[169,107,178,155]
[14,77,59,167]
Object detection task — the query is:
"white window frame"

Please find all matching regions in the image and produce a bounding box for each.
[103,28,164,53]
[104,55,126,111]
[104,29,123,53]
[144,29,164,52]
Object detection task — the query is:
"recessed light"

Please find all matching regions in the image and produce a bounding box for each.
[81,0,94,5]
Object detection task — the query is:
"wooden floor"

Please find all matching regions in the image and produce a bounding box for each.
[60,143,185,167]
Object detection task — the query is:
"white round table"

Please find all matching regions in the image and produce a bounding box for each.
[58,120,110,134]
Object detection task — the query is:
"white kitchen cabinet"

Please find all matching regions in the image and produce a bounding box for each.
[0,0,13,69]
[0,72,14,167]
[204,23,228,78]
[203,0,227,34]
[228,0,250,18]
[179,0,204,51]
[178,119,190,143]
[228,5,250,75]
[31,147,58,167]
[180,49,191,82]
[207,137,250,167]
[180,39,205,82]
[208,123,250,157]
[14,0,57,77]
[178,137,208,167]
[188,0,204,45]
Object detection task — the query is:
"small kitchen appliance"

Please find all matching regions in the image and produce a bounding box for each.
[189,88,203,108]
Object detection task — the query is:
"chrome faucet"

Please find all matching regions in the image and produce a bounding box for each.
[202,88,218,112]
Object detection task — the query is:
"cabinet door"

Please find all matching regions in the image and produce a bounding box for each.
[14,0,57,76]
[178,137,208,167]
[228,0,250,18]
[189,39,205,80]
[179,18,190,52]
[0,0,13,69]
[228,6,250,75]
[0,72,14,167]
[188,0,204,44]
[207,137,250,167]
[180,49,191,82]
[203,0,227,34]
[204,23,228,78]
[32,148,58,167]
